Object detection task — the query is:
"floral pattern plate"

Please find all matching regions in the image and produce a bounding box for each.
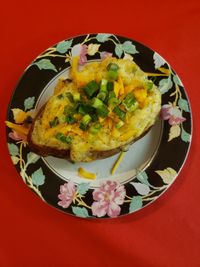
[6,34,192,218]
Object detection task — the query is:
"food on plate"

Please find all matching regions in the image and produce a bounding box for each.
[27,56,161,162]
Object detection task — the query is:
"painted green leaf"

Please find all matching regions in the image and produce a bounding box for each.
[8,143,19,156]
[173,74,183,86]
[27,152,40,164]
[130,182,150,196]
[72,206,89,218]
[24,97,35,111]
[77,183,90,195]
[31,168,45,186]
[156,167,177,184]
[181,127,191,143]
[178,98,190,112]
[56,39,73,53]
[158,77,173,94]
[129,196,143,213]
[153,52,166,68]
[34,59,57,72]
[96,33,111,43]
[115,44,123,58]
[122,41,139,54]
[136,171,151,186]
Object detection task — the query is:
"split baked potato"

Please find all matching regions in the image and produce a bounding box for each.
[27,56,161,162]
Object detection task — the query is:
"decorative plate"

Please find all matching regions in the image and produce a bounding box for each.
[6,34,192,218]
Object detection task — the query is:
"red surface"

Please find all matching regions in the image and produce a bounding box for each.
[0,0,200,266]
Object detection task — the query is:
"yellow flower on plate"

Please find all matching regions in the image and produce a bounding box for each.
[87,44,100,56]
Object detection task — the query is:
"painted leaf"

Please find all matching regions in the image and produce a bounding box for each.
[96,33,111,43]
[24,97,35,111]
[181,127,191,143]
[11,156,20,165]
[129,196,143,212]
[56,39,73,53]
[153,52,166,68]
[8,143,19,156]
[31,168,45,186]
[122,41,139,54]
[34,59,57,72]
[77,183,90,195]
[115,44,123,58]
[130,182,150,196]
[168,124,181,141]
[136,171,151,186]
[158,77,173,94]
[155,167,177,184]
[173,74,183,86]
[27,152,40,164]
[87,43,100,56]
[178,98,190,112]
[72,206,89,218]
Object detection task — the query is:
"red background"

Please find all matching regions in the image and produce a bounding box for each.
[0,0,200,266]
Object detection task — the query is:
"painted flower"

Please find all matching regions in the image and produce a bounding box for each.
[58,181,77,208]
[87,43,100,56]
[161,103,186,125]
[100,51,112,59]
[9,130,27,141]
[71,44,88,65]
[91,180,126,218]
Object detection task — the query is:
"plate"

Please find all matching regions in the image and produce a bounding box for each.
[6,33,192,218]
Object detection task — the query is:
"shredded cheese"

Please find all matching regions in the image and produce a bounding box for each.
[78,167,97,180]
[111,151,125,174]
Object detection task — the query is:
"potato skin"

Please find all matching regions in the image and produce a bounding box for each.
[27,104,153,161]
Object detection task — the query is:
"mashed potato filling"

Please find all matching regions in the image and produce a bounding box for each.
[31,57,161,162]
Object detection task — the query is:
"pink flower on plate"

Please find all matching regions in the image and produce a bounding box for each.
[161,103,186,125]
[100,51,112,59]
[58,181,77,208]
[9,130,27,141]
[71,44,88,65]
[91,180,126,218]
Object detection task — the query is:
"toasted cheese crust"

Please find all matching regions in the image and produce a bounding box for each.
[28,57,161,162]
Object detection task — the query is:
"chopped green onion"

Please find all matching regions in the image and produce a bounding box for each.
[108,70,118,80]
[122,93,139,112]
[55,133,72,144]
[90,97,104,109]
[79,114,92,130]
[49,117,59,128]
[83,80,99,98]
[115,120,124,129]
[107,91,120,107]
[89,122,102,134]
[57,94,64,99]
[65,92,74,102]
[58,114,67,124]
[78,104,93,115]
[107,81,114,91]
[96,104,109,118]
[90,113,98,122]
[73,92,81,102]
[107,63,119,71]
[100,79,108,92]
[97,91,107,101]
[66,115,77,124]
[146,81,153,91]
[113,106,126,121]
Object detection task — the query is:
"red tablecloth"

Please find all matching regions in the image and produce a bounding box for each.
[1,0,199,266]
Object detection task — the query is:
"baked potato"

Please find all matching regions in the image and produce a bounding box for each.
[27,56,161,162]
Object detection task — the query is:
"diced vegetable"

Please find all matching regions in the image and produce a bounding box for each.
[49,117,59,128]
[83,80,99,98]
[96,104,109,118]
[89,122,102,134]
[55,133,72,144]
[113,106,126,121]
[146,81,153,91]
[73,92,81,102]
[65,115,77,124]
[65,92,74,102]
[78,104,94,115]
[107,63,119,80]
[97,91,107,101]
[90,97,104,108]
[100,79,108,92]
[79,114,92,130]
[115,120,124,129]
[122,93,139,112]
[107,63,119,71]
[107,81,114,91]
[107,91,120,107]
